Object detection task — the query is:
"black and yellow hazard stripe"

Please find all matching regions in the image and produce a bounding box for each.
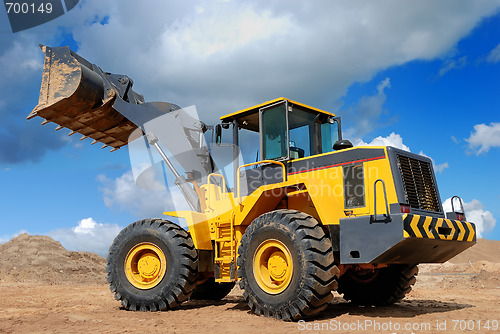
[403,214,476,242]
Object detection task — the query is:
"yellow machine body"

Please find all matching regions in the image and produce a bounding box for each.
[165,98,475,283]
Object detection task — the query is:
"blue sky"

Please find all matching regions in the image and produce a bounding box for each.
[0,1,499,255]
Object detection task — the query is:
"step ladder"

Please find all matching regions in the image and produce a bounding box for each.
[214,219,236,282]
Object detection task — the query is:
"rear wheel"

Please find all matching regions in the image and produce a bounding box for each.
[237,210,339,321]
[190,277,235,301]
[107,219,198,311]
[337,264,418,306]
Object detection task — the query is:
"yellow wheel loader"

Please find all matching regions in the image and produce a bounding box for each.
[29,45,476,320]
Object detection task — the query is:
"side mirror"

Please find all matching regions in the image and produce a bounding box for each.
[333,139,353,151]
[215,124,222,145]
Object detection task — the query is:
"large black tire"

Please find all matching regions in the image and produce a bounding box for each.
[237,210,339,321]
[337,264,418,306]
[106,219,198,311]
[190,277,235,301]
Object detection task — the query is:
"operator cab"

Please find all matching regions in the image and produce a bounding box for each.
[219,97,344,162]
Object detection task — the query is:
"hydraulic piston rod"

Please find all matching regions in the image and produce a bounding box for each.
[146,133,200,212]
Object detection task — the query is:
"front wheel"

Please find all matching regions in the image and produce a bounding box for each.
[106,219,198,311]
[237,210,339,321]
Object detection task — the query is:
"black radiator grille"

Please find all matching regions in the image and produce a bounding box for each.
[397,155,440,212]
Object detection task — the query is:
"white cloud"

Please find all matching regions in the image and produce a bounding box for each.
[418,151,450,174]
[97,170,190,219]
[353,133,449,173]
[442,198,496,238]
[0,41,43,78]
[72,217,99,234]
[353,132,411,151]
[486,42,500,63]
[433,162,450,173]
[438,56,467,77]
[465,122,500,154]
[48,217,122,256]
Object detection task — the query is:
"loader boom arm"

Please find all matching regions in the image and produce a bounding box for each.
[28,45,215,211]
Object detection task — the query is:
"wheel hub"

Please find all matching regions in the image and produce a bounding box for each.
[137,251,161,279]
[125,242,167,289]
[268,252,287,281]
[253,239,293,294]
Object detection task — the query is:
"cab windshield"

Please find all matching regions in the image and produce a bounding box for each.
[260,101,339,160]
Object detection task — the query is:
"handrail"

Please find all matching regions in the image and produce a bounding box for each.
[373,179,391,222]
[450,195,466,221]
[237,160,286,200]
[205,173,226,211]
[450,195,465,213]
[207,173,226,193]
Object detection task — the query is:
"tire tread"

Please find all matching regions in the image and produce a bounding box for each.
[106,219,198,312]
[238,210,338,321]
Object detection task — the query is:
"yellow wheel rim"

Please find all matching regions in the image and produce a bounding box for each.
[253,239,293,294]
[125,242,167,289]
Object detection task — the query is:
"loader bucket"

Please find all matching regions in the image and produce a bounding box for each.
[27,45,143,150]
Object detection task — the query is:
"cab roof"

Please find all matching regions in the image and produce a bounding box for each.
[220,97,335,132]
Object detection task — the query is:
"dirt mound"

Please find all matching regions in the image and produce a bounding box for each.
[0,233,106,284]
[418,240,500,290]
[448,238,500,263]
[419,260,500,274]
[405,239,500,284]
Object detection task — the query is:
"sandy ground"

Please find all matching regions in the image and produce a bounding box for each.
[0,235,499,334]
